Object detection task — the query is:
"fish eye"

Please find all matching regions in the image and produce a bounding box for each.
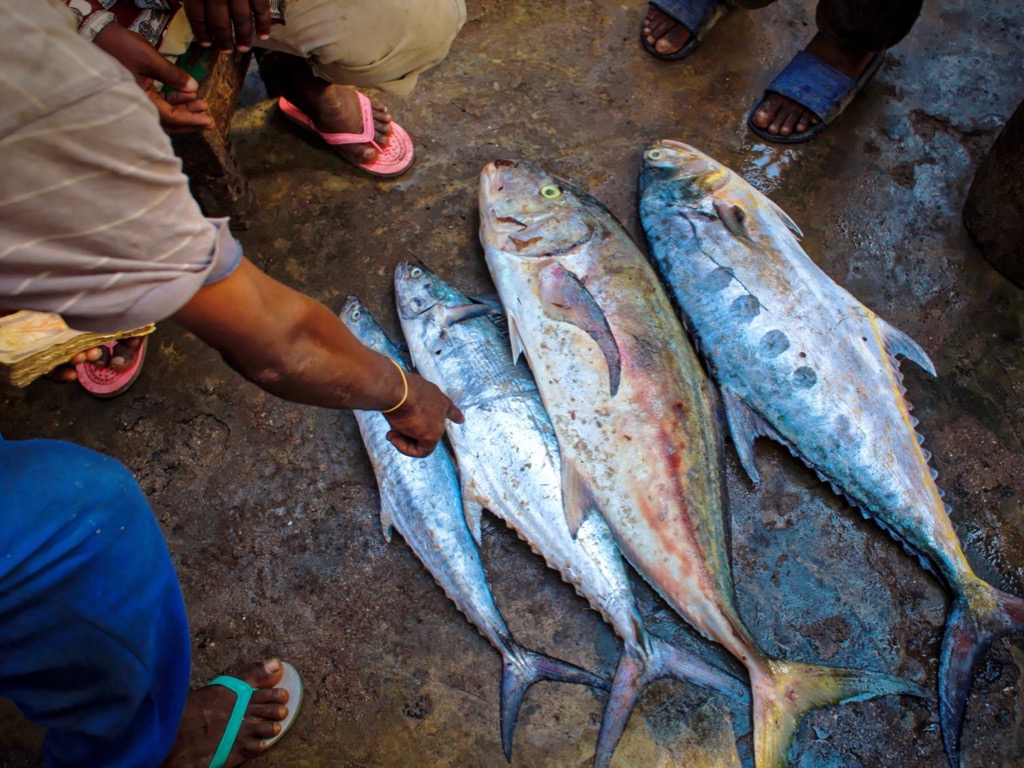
[410,267,423,278]
[351,309,362,320]
[540,185,561,199]
[647,150,663,160]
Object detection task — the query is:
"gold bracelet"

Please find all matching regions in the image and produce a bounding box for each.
[381,358,409,414]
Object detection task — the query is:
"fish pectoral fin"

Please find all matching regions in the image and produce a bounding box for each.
[461,488,486,547]
[721,385,778,484]
[713,200,753,243]
[538,263,621,397]
[766,198,804,238]
[878,317,937,376]
[507,312,527,367]
[561,454,598,537]
[442,303,494,326]
[468,293,504,313]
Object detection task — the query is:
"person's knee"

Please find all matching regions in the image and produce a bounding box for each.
[0,439,151,542]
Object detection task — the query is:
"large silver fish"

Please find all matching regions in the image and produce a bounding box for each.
[339,296,608,757]
[479,159,924,768]
[394,262,745,766]
[638,139,1024,767]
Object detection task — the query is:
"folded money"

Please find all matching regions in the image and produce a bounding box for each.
[0,311,155,388]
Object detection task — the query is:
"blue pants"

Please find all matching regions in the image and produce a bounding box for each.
[0,438,191,767]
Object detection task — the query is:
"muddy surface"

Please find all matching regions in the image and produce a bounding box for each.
[2,1,1023,766]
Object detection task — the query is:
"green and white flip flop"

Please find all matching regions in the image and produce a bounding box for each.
[205,661,304,768]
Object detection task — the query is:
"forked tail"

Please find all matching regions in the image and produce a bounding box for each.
[752,657,927,767]
[499,644,610,762]
[939,578,1024,767]
[592,634,746,768]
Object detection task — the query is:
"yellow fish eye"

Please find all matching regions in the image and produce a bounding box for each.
[647,150,663,160]
[540,185,561,199]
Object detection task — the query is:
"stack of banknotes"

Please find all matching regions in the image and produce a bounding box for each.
[0,311,154,388]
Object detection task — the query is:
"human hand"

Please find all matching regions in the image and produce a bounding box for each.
[94,22,213,134]
[384,372,465,458]
[184,0,272,53]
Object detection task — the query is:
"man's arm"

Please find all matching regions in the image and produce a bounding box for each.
[172,258,464,457]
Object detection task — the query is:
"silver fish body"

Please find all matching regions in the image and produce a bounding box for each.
[638,139,1024,767]
[479,159,923,768]
[340,296,608,758]
[394,263,744,767]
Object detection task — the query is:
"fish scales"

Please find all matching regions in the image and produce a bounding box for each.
[339,297,607,761]
[479,159,924,768]
[639,139,1024,767]
[394,263,743,768]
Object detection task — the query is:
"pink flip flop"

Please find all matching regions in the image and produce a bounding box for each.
[278,92,415,178]
[76,337,148,398]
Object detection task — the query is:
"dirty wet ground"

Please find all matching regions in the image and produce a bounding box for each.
[2,1,1024,766]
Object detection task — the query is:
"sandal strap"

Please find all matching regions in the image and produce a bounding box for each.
[765,50,858,122]
[204,675,256,768]
[651,0,724,40]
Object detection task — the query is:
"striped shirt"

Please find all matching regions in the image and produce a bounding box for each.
[0,0,241,334]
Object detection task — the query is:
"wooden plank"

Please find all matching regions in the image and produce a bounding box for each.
[170,45,256,228]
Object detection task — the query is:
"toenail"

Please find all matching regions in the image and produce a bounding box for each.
[264,659,281,674]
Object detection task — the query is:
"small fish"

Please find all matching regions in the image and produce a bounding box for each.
[479,159,925,768]
[340,296,609,758]
[638,139,1024,767]
[394,263,745,767]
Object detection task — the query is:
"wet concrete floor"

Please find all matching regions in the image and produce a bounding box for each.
[2,1,1024,766]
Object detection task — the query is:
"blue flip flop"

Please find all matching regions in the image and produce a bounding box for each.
[205,661,304,768]
[642,0,729,61]
[747,49,886,143]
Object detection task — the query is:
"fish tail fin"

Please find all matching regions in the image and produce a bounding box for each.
[752,658,927,767]
[592,636,745,768]
[939,579,1024,767]
[500,645,609,762]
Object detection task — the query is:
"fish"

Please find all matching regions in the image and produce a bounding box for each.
[393,262,746,766]
[478,159,926,768]
[637,139,1024,767]
[339,296,609,758]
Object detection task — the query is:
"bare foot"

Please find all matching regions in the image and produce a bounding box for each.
[642,4,693,57]
[161,659,292,768]
[751,33,876,139]
[48,337,145,383]
[300,84,394,166]
[258,51,392,166]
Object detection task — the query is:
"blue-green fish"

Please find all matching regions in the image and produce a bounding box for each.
[639,139,1024,767]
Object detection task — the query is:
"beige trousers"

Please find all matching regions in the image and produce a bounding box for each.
[258,0,468,96]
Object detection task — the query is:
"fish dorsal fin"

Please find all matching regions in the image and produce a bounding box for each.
[443,303,493,326]
[506,312,526,366]
[720,385,782,484]
[713,200,753,242]
[538,262,621,397]
[766,197,803,238]
[462,495,485,547]
[561,454,597,537]
[878,318,936,376]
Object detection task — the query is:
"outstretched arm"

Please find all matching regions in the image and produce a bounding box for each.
[172,258,464,457]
